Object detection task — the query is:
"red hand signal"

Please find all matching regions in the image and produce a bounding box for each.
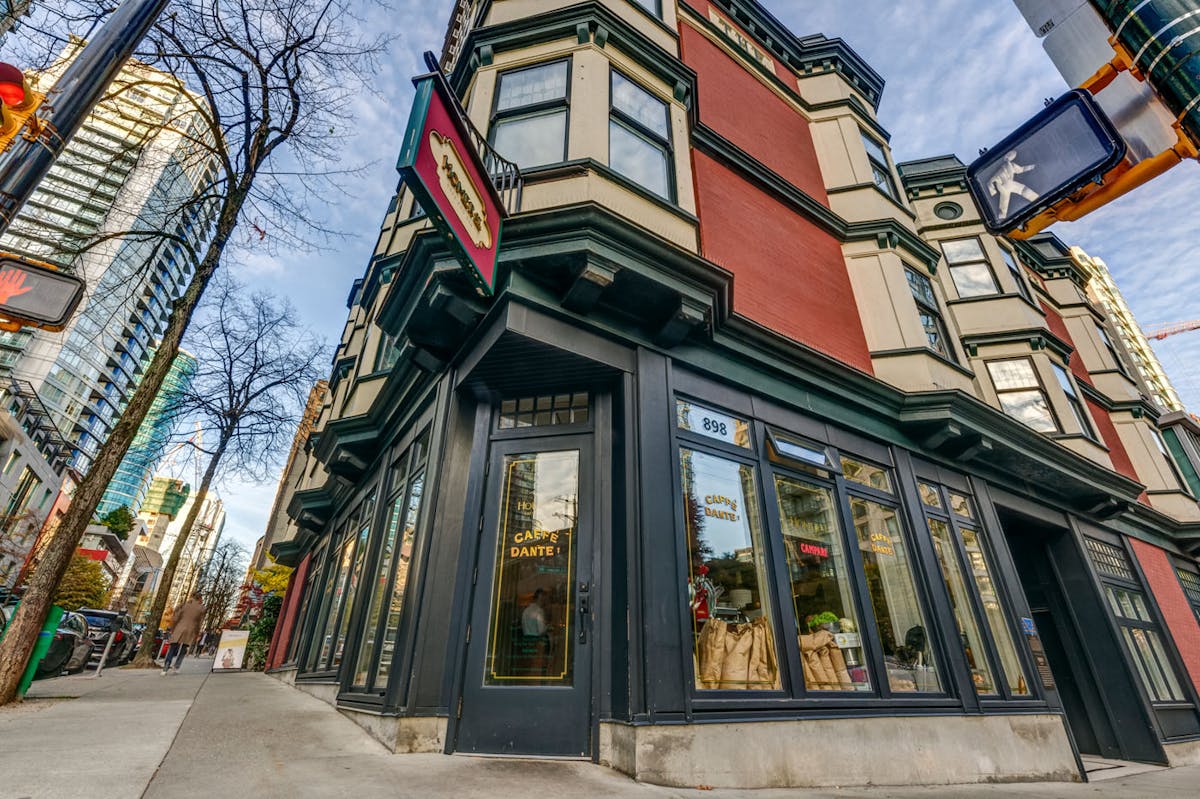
[0,268,32,305]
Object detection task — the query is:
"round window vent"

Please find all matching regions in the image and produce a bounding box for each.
[933,201,962,220]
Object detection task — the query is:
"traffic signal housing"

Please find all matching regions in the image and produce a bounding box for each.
[0,253,86,332]
[0,62,42,152]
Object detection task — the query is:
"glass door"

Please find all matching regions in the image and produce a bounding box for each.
[455,435,594,756]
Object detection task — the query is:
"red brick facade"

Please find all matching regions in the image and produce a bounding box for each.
[679,8,873,373]
[1129,538,1200,695]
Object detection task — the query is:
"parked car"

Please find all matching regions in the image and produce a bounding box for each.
[78,608,136,666]
[128,624,166,662]
[37,612,93,677]
[0,604,93,678]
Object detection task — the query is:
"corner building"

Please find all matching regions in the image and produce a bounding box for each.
[268,1,1200,787]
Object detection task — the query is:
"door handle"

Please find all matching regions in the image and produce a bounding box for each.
[578,582,590,644]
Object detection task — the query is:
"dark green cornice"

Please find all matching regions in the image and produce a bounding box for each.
[449,1,696,106]
[959,327,1074,363]
[897,154,969,198]
[703,0,884,108]
[1014,234,1089,288]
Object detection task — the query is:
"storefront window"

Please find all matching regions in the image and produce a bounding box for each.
[928,518,996,694]
[775,476,869,691]
[316,529,356,668]
[850,497,941,692]
[682,448,780,690]
[373,474,423,687]
[959,526,1030,696]
[1106,586,1185,703]
[842,457,893,493]
[485,450,579,687]
[346,430,429,692]
[331,494,374,669]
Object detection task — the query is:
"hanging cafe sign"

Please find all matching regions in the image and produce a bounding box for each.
[397,55,515,297]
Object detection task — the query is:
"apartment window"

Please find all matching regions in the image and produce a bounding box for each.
[1052,364,1094,438]
[999,248,1033,302]
[1096,324,1128,375]
[861,132,897,199]
[609,70,672,200]
[1150,427,1187,491]
[941,238,1000,298]
[374,332,401,373]
[904,267,955,361]
[987,359,1058,433]
[2,449,20,476]
[490,60,569,169]
[1,467,40,533]
[629,0,662,15]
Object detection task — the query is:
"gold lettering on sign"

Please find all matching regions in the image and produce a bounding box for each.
[429,130,492,249]
[708,7,776,74]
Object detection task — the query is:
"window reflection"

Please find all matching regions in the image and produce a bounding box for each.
[776,476,869,691]
[485,451,578,686]
[959,526,1030,696]
[682,448,780,690]
[928,518,995,694]
[850,497,941,692]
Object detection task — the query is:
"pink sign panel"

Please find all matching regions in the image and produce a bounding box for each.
[398,75,506,295]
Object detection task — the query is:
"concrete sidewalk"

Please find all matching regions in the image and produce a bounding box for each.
[5,660,1200,798]
[0,655,212,799]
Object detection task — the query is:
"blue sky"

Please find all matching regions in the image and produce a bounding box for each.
[215,0,1200,551]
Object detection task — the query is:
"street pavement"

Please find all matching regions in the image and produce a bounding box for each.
[3,656,1200,798]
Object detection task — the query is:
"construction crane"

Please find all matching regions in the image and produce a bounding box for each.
[1143,320,1200,341]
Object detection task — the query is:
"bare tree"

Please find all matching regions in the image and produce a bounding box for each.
[0,0,385,703]
[194,538,247,634]
[130,277,323,666]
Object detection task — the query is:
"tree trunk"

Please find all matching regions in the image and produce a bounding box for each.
[129,430,231,667]
[0,193,243,705]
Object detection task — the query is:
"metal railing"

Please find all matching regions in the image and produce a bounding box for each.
[423,51,522,216]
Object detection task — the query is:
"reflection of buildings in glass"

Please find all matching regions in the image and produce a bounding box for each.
[489,452,577,684]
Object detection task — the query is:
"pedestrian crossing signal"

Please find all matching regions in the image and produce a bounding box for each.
[967,90,1126,234]
[0,253,85,332]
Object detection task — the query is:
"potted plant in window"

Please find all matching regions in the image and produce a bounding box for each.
[806,611,840,633]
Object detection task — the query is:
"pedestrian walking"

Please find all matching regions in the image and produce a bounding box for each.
[162,592,205,675]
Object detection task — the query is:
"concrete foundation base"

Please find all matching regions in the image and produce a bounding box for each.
[275,673,446,754]
[291,679,339,706]
[599,714,1080,788]
[1164,739,1200,767]
[266,666,298,686]
[338,711,447,754]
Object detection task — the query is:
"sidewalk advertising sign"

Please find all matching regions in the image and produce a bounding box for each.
[212,629,249,671]
[396,70,508,297]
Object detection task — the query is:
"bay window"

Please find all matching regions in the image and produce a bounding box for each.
[987,358,1058,433]
[609,70,673,200]
[490,61,569,169]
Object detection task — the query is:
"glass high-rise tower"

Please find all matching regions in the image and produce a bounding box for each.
[0,39,219,471]
[97,349,197,516]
